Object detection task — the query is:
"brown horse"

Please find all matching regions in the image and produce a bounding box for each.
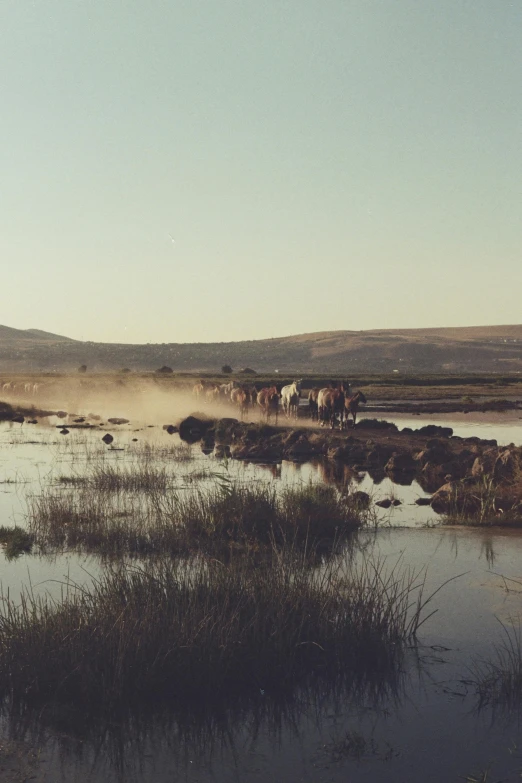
[317,385,346,429]
[343,390,367,427]
[257,386,280,424]
[231,386,249,417]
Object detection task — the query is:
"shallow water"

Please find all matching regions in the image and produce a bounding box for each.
[9,528,522,783]
[365,410,522,447]
[1,416,522,781]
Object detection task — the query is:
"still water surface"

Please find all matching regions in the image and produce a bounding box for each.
[0,416,521,781]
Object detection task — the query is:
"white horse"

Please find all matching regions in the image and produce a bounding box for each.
[281,379,302,419]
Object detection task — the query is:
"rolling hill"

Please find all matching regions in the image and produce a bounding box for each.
[0,324,522,374]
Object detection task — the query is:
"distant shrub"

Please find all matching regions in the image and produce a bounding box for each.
[78,365,87,373]
[156,366,173,374]
[119,368,132,374]
[221,365,233,374]
[240,367,257,375]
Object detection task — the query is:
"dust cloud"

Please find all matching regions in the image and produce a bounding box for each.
[0,375,264,427]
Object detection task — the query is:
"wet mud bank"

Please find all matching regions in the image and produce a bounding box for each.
[180,415,522,522]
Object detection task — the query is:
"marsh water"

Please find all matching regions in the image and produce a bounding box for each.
[1,413,522,781]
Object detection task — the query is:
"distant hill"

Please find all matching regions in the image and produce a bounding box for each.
[0,324,522,374]
[25,328,77,342]
[0,326,76,342]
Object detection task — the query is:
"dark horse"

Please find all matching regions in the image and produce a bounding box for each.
[343,390,367,427]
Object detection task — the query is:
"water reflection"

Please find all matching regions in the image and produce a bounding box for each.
[5,661,411,783]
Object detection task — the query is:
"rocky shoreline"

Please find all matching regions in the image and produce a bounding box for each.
[178,415,522,523]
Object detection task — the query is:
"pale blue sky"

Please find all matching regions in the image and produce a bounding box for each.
[1,1,520,343]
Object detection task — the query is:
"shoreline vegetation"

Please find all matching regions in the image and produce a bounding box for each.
[178,414,522,528]
[0,550,429,712]
[27,476,368,557]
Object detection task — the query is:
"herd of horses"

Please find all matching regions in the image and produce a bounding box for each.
[192,379,367,429]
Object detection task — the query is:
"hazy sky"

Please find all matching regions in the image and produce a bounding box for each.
[1,1,520,344]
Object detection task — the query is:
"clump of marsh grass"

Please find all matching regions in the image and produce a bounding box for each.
[56,454,173,493]
[28,489,172,556]
[443,475,522,528]
[27,479,363,557]
[131,441,194,462]
[472,620,522,709]
[0,527,34,559]
[279,484,358,542]
[84,462,170,493]
[0,552,428,710]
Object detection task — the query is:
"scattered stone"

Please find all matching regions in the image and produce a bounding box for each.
[366,445,395,465]
[385,453,416,473]
[375,498,392,508]
[430,483,455,513]
[163,424,178,434]
[27,419,38,424]
[327,446,350,461]
[179,415,214,443]
[60,428,69,435]
[11,415,24,424]
[73,417,85,423]
[416,425,453,438]
[415,497,432,506]
[56,411,67,418]
[286,435,319,460]
[357,419,398,431]
[108,418,130,425]
[214,418,240,440]
[430,481,481,514]
[102,433,114,445]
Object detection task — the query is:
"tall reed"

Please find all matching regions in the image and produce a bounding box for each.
[28,479,363,556]
[472,620,522,708]
[0,551,427,710]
